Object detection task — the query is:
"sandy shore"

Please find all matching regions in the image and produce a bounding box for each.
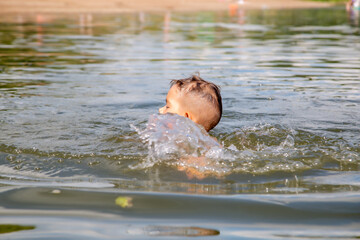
[0,0,335,14]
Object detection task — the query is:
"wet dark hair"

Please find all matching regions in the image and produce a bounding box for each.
[170,75,222,130]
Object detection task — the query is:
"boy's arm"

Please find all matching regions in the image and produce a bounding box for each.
[178,155,223,180]
[178,156,207,180]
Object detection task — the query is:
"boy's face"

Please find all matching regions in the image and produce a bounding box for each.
[159,85,188,117]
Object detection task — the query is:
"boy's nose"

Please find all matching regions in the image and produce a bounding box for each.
[159,106,166,114]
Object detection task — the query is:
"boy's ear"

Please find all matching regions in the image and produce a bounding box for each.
[185,112,192,120]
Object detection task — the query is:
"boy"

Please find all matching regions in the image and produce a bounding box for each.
[159,75,222,132]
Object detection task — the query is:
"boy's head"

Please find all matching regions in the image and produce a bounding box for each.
[159,75,222,131]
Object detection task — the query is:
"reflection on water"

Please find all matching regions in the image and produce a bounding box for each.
[144,226,220,237]
[1,187,359,239]
[0,7,360,239]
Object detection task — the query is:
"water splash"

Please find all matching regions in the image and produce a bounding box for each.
[130,114,304,177]
[132,116,360,177]
[224,124,308,173]
[130,114,227,173]
[222,123,360,174]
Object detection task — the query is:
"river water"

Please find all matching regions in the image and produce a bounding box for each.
[0,7,359,239]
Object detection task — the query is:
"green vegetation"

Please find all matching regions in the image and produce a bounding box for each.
[0,224,35,234]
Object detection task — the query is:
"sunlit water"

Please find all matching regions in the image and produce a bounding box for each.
[0,7,360,239]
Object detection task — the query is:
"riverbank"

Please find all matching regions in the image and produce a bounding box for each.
[0,0,335,14]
